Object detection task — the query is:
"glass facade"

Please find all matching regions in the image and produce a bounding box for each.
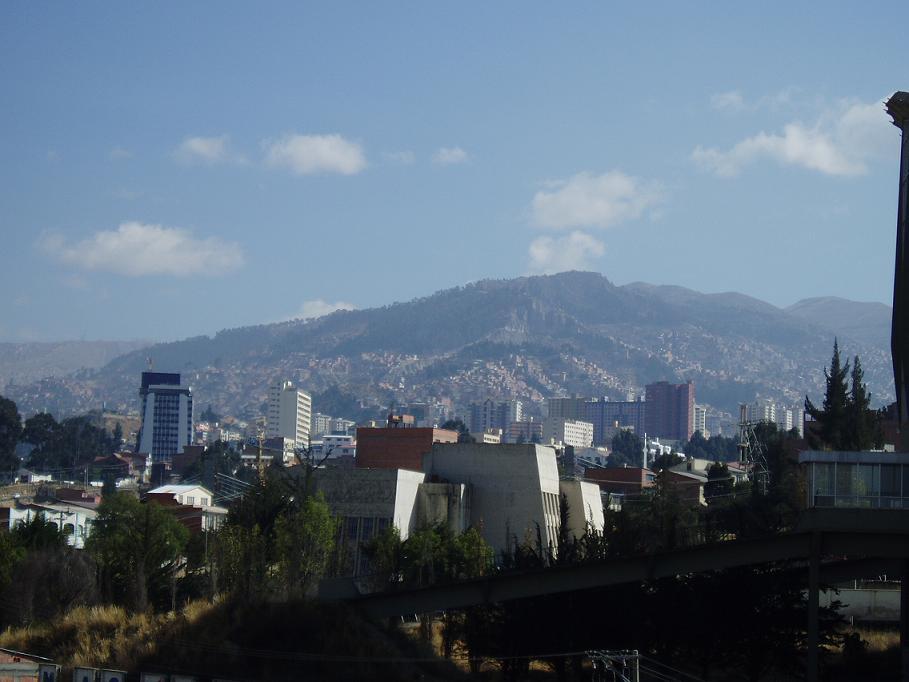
[804,452,909,508]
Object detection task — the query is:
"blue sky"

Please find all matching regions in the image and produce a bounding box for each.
[1,2,907,342]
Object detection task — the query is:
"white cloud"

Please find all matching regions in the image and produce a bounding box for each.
[174,135,233,165]
[693,96,893,177]
[531,171,663,230]
[433,147,469,165]
[109,146,133,160]
[294,299,357,320]
[710,90,745,112]
[528,231,605,274]
[264,134,366,175]
[40,221,244,277]
[384,150,416,165]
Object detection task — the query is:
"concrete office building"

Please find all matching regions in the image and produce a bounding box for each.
[506,419,543,444]
[315,467,469,575]
[644,381,695,442]
[424,442,564,556]
[469,399,523,436]
[584,398,646,445]
[543,417,594,449]
[266,380,312,448]
[547,396,587,421]
[137,372,193,463]
[317,442,606,574]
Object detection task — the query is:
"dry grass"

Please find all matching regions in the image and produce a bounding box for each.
[0,600,217,670]
[847,626,900,653]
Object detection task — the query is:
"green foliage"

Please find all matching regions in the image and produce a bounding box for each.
[705,462,733,501]
[0,533,24,595]
[685,431,739,462]
[363,523,493,589]
[0,394,22,475]
[650,451,683,471]
[11,513,66,551]
[440,418,475,443]
[199,404,220,423]
[805,340,880,450]
[24,413,117,475]
[609,430,643,468]
[274,493,337,596]
[87,493,189,611]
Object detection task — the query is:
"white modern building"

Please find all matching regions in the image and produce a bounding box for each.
[137,372,193,463]
[693,405,708,437]
[266,380,312,448]
[543,418,594,449]
[315,442,606,575]
[0,502,98,549]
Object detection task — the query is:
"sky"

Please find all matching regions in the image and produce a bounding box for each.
[1,2,907,343]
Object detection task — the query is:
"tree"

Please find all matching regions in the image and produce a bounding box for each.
[609,430,643,468]
[0,395,22,477]
[805,340,850,450]
[805,342,882,451]
[441,418,475,443]
[112,421,124,446]
[87,493,189,611]
[705,462,733,501]
[274,493,337,596]
[25,414,117,476]
[846,355,881,450]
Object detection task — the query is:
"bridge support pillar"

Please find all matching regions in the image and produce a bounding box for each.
[807,532,820,682]
[901,559,909,681]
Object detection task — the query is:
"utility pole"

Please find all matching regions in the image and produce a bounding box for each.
[587,650,639,682]
[738,403,769,494]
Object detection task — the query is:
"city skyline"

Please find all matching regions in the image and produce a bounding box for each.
[2,3,908,343]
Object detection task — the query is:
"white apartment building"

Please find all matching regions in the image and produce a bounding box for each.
[266,380,312,448]
[750,400,776,424]
[693,405,708,437]
[543,417,594,449]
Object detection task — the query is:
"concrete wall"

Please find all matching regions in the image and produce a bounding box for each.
[416,482,470,534]
[393,469,425,539]
[424,443,561,557]
[559,480,605,538]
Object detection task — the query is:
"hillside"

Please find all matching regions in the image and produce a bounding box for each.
[3,272,895,420]
[0,340,151,389]
[786,296,892,348]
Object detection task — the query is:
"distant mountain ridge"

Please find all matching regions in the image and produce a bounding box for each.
[785,296,892,348]
[3,272,895,421]
[0,340,151,390]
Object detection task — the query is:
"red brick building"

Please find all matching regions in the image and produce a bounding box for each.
[584,467,656,497]
[356,420,458,471]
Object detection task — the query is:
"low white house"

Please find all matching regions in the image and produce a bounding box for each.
[0,501,98,549]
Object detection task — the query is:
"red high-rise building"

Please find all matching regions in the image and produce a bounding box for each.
[644,381,695,442]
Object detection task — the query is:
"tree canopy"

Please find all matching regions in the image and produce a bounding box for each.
[609,430,643,468]
[805,340,881,450]
[0,394,22,476]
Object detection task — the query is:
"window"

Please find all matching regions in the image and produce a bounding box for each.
[187,496,195,506]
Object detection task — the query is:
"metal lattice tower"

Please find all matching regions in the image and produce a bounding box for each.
[738,404,770,494]
[587,650,640,682]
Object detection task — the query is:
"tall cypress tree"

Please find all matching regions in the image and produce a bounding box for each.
[805,339,850,450]
[847,355,879,450]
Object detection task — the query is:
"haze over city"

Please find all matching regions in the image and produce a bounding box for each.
[2,2,908,343]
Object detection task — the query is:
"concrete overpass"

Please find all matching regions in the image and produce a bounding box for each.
[324,509,909,681]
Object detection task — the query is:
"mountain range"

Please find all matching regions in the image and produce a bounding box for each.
[2,272,895,423]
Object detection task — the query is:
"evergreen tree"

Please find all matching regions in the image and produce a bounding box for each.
[804,339,850,449]
[0,395,22,477]
[846,355,879,450]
